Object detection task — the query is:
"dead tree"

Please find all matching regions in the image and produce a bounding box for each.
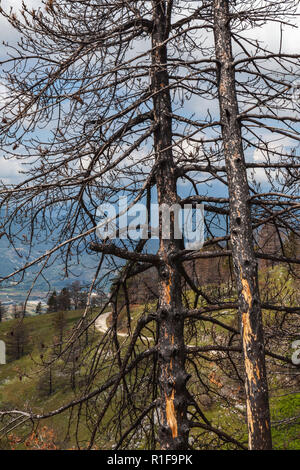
[213,0,272,449]
[0,1,299,450]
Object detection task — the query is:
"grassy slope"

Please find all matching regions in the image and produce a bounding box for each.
[0,277,299,449]
[0,309,107,449]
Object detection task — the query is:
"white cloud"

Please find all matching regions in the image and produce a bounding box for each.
[0,83,10,110]
[245,3,300,55]
[0,1,41,52]
[253,134,293,162]
[0,156,22,183]
[248,134,294,183]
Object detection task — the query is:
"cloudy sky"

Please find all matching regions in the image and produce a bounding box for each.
[0,1,299,185]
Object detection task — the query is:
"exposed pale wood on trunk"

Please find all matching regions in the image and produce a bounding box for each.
[151,0,189,450]
[213,0,272,450]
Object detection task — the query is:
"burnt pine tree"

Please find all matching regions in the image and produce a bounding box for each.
[7,321,29,361]
[52,310,67,355]
[35,301,42,315]
[0,1,300,450]
[47,291,58,314]
[70,281,82,310]
[57,287,71,312]
[213,0,272,449]
[12,304,18,319]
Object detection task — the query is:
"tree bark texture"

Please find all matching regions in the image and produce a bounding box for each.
[213,0,272,450]
[151,0,189,450]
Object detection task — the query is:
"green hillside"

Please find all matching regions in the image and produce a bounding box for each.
[0,309,109,449]
[0,291,299,450]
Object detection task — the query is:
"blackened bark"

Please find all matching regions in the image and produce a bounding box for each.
[213,0,272,450]
[151,0,189,450]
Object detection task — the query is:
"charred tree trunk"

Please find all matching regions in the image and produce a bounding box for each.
[213,0,272,450]
[151,0,189,450]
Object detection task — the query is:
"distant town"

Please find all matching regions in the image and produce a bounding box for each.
[0,281,107,320]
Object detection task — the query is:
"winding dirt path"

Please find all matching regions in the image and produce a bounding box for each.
[95,311,128,337]
[94,311,153,341]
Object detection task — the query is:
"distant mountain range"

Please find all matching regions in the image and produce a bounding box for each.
[1,234,96,283]
[0,210,111,305]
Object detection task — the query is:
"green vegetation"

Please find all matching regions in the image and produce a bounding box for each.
[0,265,299,450]
[0,309,102,449]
